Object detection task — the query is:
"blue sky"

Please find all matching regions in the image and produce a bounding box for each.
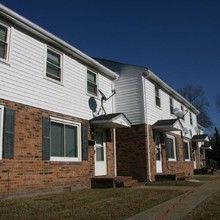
[1,0,220,132]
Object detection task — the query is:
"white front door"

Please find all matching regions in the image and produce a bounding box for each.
[155,133,163,173]
[193,150,197,169]
[94,131,107,176]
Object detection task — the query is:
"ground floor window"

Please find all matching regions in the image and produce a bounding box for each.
[0,105,4,160]
[166,135,176,161]
[183,139,191,161]
[50,117,81,162]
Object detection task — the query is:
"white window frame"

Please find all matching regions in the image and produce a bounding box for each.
[189,112,193,125]
[167,134,176,161]
[50,117,81,162]
[155,85,161,108]
[0,22,10,63]
[0,105,4,160]
[87,69,98,97]
[45,47,63,83]
[183,139,191,161]
[169,97,174,115]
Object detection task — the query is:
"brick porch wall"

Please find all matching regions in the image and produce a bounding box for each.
[0,99,115,198]
[116,124,148,181]
[116,124,194,182]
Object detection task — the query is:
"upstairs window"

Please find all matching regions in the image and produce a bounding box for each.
[0,23,9,61]
[87,70,97,96]
[155,86,161,107]
[189,112,193,125]
[46,48,62,82]
[181,105,185,120]
[170,97,174,114]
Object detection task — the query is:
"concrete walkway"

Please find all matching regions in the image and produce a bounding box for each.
[126,171,220,220]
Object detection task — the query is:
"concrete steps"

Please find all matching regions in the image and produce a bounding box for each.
[91,176,140,189]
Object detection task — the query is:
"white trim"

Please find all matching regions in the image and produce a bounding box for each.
[86,68,99,97]
[0,105,4,160]
[50,117,81,162]
[167,134,177,161]
[44,46,63,84]
[183,139,191,161]
[0,21,11,64]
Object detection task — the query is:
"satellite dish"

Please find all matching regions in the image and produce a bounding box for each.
[173,108,184,118]
[182,127,189,135]
[194,126,200,133]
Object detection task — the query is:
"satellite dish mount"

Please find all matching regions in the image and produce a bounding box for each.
[97,89,116,116]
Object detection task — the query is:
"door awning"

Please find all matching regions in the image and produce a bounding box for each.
[90,113,131,129]
[192,134,210,142]
[152,119,183,132]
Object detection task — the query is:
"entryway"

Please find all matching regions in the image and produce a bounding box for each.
[94,130,107,176]
[155,133,163,173]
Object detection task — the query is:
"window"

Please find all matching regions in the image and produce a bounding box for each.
[50,118,81,162]
[87,70,97,96]
[0,23,9,61]
[46,48,62,82]
[155,85,161,107]
[170,98,174,114]
[189,112,193,125]
[166,135,176,161]
[181,105,185,120]
[183,140,190,161]
[0,105,4,160]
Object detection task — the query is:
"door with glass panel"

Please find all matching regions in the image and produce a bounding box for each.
[155,133,163,173]
[94,130,107,176]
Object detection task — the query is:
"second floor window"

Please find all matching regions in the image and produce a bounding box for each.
[170,98,174,114]
[190,112,193,125]
[0,23,9,61]
[155,86,161,107]
[46,48,62,82]
[87,70,97,96]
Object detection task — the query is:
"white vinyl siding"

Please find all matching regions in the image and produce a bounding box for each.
[0,27,113,120]
[0,105,4,160]
[115,66,145,125]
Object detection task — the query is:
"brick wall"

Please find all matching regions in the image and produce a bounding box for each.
[0,99,115,198]
[116,124,194,182]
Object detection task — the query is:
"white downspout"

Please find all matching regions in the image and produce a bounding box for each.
[143,70,152,181]
[111,79,118,177]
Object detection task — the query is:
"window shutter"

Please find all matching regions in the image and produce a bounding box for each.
[175,137,179,161]
[3,108,15,158]
[189,141,193,161]
[81,125,88,160]
[165,137,170,160]
[183,140,186,160]
[42,117,50,160]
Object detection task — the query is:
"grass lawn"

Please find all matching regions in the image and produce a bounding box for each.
[0,188,183,220]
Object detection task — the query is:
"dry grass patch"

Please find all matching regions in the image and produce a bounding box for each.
[0,188,182,220]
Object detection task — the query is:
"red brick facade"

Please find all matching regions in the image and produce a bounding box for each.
[0,99,115,198]
[116,124,195,181]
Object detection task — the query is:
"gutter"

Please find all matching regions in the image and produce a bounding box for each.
[143,68,152,182]
[0,4,118,80]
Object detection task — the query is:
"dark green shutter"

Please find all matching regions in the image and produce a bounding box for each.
[165,137,170,160]
[3,108,15,158]
[42,117,50,160]
[82,125,88,160]
[175,136,179,161]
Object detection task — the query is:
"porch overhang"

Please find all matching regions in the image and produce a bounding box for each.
[200,143,212,150]
[152,119,183,132]
[90,113,131,129]
[192,134,210,142]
